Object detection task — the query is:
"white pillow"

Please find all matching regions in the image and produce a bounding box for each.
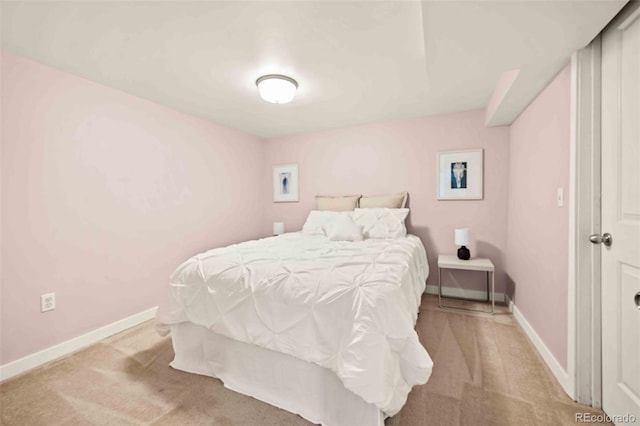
[352,208,409,239]
[301,210,351,235]
[325,215,364,242]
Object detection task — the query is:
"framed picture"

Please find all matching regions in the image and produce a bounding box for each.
[437,148,483,200]
[273,164,299,202]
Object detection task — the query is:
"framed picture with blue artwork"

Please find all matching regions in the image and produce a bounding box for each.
[437,149,483,200]
[273,164,299,202]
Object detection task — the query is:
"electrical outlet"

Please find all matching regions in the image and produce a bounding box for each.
[41,293,56,312]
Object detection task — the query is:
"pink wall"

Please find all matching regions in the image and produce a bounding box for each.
[0,48,572,377]
[507,63,571,370]
[0,51,264,364]
[263,110,511,293]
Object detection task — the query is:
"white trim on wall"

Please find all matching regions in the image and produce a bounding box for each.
[506,296,574,398]
[571,38,603,408]
[568,50,578,404]
[0,306,158,382]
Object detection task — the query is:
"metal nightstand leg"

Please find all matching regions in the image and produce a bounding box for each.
[486,271,490,302]
[491,270,495,314]
[438,266,443,308]
[438,267,495,315]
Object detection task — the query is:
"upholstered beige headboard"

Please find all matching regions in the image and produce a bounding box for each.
[314,195,361,211]
[314,192,408,211]
[359,192,407,209]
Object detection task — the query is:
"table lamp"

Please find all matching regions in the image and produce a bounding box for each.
[455,228,470,260]
[273,222,285,236]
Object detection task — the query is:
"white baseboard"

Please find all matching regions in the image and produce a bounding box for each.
[0,306,158,382]
[425,284,505,303]
[505,296,575,399]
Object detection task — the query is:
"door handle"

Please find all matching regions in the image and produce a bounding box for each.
[589,233,612,247]
[635,292,640,311]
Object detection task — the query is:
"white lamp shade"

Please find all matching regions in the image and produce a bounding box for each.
[273,222,285,235]
[256,75,297,104]
[455,228,469,246]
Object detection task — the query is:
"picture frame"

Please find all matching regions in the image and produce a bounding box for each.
[437,148,483,200]
[273,164,299,202]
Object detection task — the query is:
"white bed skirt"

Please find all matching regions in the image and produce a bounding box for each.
[170,322,386,426]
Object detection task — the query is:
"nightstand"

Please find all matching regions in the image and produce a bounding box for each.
[438,254,495,314]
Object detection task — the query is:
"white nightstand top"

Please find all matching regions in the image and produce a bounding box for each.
[438,254,494,272]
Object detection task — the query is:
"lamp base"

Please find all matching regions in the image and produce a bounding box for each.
[457,246,470,260]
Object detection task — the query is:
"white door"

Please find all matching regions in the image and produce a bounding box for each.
[601,3,640,423]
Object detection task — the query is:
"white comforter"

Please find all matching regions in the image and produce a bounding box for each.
[157,232,432,415]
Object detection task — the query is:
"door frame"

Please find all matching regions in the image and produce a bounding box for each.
[570,36,602,408]
[571,1,640,408]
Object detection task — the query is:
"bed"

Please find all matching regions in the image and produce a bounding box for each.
[156,208,432,425]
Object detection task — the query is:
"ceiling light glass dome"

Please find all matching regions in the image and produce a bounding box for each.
[256,74,298,104]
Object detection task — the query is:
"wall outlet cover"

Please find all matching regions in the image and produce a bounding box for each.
[41,293,56,312]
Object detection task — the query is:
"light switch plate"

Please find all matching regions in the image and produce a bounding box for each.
[557,187,564,207]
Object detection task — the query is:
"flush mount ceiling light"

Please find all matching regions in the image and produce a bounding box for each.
[256,74,298,104]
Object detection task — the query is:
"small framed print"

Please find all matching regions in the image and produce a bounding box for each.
[437,149,483,200]
[273,164,299,202]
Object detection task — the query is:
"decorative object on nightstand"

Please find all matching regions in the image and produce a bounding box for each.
[455,228,470,260]
[273,222,285,236]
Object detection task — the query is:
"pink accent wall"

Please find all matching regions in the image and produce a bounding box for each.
[506,63,571,370]
[0,48,572,377]
[262,110,511,293]
[0,51,264,364]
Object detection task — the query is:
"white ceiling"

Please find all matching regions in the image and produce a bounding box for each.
[1,1,628,138]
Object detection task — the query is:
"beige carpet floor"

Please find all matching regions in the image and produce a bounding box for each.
[0,295,610,425]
